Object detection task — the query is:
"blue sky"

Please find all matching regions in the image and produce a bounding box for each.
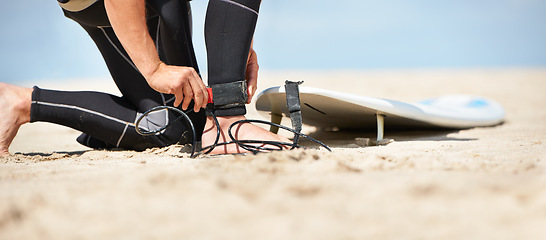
[1,0,545,82]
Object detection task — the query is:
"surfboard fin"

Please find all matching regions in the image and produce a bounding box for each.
[376,114,385,142]
[269,113,282,134]
[376,114,394,145]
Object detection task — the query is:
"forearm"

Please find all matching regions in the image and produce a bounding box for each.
[104,0,160,79]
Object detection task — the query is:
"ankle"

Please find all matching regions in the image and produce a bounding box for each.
[209,115,246,129]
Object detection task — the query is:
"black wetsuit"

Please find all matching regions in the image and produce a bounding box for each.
[30,0,260,150]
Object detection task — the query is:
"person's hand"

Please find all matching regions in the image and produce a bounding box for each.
[245,47,259,104]
[146,62,208,112]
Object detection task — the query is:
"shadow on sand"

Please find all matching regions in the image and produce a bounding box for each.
[14,150,90,158]
[304,128,478,148]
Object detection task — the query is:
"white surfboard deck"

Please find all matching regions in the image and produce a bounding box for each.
[255,86,505,143]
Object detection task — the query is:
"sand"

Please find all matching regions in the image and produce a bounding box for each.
[1,69,545,239]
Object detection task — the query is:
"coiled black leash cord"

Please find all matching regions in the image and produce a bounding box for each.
[135,106,331,158]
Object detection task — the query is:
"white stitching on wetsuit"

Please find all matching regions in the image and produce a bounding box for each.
[116,123,129,147]
[218,0,258,15]
[32,101,134,127]
[98,26,140,73]
[164,97,175,104]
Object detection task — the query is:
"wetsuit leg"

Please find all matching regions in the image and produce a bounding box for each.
[147,0,200,73]
[29,0,205,150]
[205,0,261,116]
[31,87,185,150]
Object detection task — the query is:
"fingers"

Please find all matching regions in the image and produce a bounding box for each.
[188,69,208,112]
[181,68,207,112]
[180,81,193,110]
[174,91,183,107]
[247,78,257,104]
[246,49,259,104]
[245,62,259,104]
[166,67,207,112]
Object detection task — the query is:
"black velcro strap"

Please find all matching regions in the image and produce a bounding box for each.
[285,80,304,134]
[209,80,248,110]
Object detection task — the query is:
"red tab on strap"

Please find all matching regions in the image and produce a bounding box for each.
[207,88,213,103]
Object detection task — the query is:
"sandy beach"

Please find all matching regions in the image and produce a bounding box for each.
[1,68,545,239]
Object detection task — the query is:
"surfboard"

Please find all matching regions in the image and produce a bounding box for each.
[255,85,505,143]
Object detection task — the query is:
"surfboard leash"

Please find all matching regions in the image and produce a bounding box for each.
[135,81,331,158]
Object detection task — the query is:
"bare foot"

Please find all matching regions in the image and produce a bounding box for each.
[201,115,290,154]
[0,83,32,155]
